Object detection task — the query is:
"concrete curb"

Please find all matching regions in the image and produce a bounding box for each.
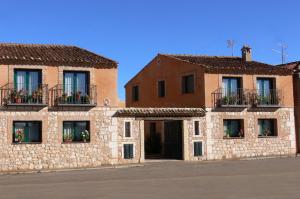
[0,163,144,175]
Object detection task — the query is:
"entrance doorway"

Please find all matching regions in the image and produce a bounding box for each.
[144,120,183,160]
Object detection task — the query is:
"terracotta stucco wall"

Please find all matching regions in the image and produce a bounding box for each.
[204,73,294,108]
[0,65,119,107]
[125,55,205,108]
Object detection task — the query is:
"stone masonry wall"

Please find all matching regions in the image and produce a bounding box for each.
[205,108,296,160]
[0,107,127,172]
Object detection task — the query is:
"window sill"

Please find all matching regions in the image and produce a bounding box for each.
[258,136,278,138]
[62,141,90,144]
[223,137,244,140]
[12,142,42,145]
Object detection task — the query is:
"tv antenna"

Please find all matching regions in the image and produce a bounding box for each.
[227,40,235,56]
[272,42,288,64]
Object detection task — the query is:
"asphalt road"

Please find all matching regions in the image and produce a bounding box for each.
[1,157,300,199]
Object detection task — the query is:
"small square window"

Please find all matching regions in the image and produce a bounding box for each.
[223,119,244,138]
[63,121,90,143]
[194,121,200,136]
[182,74,194,94]
[258,119,277,137]
[125,122,131,137]
[132,86,139,101]
[124,144,134,159]
[194,142,203,156]
[13,121,42,144]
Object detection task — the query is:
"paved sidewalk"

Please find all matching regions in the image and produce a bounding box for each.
[1,157,300,199]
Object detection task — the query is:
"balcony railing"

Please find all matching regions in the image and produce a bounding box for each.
[212,88,250,108]
[0,83,48,106]
[251,89,282,107]
[52,84,97,106]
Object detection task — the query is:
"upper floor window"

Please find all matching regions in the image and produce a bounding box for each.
[132,85,139,101]
[182,74,194,94]
[63,71,89,104]
[257,78,275,95]
[256,78,277,105]
[158,80,165,98]
[223,119,244,138]
[13,121,42,143]
[222,77,241,96]
[258,119,277,137]
[13,69,43,104]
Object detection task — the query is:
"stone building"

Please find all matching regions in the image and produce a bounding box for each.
[0,43,121,171]
[278,61,300,153]
[0,43,297,172]
[125,46,297,160]
[0,43,206,172]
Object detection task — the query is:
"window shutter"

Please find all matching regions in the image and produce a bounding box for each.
[194,142,203,156]
[124,144,134,159]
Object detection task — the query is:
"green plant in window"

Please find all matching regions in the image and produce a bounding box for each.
[15,129,25,143]
[263,128,271,137]
[63,130,74,143]
[81,130,90,142]
[83,95,90,104]
[222,96,229,105]
[225,129,232,138]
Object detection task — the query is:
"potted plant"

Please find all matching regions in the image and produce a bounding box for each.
[83,95,90,104]
[238,129,244,138]
[222,96,229,105]
[61,93,67,103]
[81,130,90,142]
[263,128,271,137]
[75,91,82,102]
[63,130,74,143]
[225,129,232,138]
[15,129,25,143]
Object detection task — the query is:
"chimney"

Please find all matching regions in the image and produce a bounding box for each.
[241,45,252,62]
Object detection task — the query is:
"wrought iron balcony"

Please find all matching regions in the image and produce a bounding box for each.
[52,84,97,107]
[0,83,48,106]
[251,89,282,107]
[212,88,250,108]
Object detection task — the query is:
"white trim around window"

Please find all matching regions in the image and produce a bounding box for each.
[122,142,135,159]
[193,120,201,137]
[123,120,133,138]
[192,140,204,157]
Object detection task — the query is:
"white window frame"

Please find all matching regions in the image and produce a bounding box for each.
[122,142,135,159]
[192,140,204,157]
[193,120,201,137]
[123,121,133,138]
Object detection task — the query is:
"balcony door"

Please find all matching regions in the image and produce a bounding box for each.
[222,77,241,96]
[256,78,274,97]
[14,70,41,95]
[63,71,89,97]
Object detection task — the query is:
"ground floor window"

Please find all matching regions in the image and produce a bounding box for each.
[194,141,203,156]
[223,119,244,138]
[194,121,200,136]
[13,121,42,143]
[63,121,90,143]
[123,144,134,159]
[258,119,277,137]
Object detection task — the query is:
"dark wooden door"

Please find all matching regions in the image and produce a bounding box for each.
[164,120,183,159]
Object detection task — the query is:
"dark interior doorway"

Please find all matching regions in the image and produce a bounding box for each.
[164,120,183,159]
[144,120,183,160]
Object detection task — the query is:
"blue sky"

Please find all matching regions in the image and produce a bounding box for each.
[0,0,299,100]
